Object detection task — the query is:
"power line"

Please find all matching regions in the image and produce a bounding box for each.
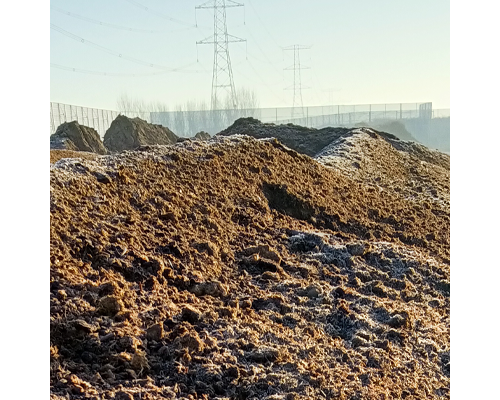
[51,62,204,77]
[243,27,282,80]
[123,0,199,28]
[51,6,192,34]
[246,0,281,49]
[51,23,188,71]
[245,57,284,104]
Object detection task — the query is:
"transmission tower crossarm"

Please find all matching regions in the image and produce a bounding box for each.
[198,34,245,44]
[196,0,243,8]
[284,65,310,70]
[283,44,312,50]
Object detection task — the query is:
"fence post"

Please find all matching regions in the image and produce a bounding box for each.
[50,103,55,135]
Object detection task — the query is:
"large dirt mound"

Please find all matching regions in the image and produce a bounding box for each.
[50,121,108,155]
[104,115,178,153]
[219,119,449,211]
[50,136,449,399]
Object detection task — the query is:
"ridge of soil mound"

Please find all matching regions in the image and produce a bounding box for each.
[218,117,353,157]
[50,121,108,155]
[103,115,178,153]
[354,120,418,143]
[316,128,450,210]
[50,150,98,164]
[50,136,449,399]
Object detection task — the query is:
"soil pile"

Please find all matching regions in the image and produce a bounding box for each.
[315,128,450,210]
[194,131,211,141]
[50,121,108,155]
[104,115,178,153]
[50,136,449,399]
[219,119,449,210]
[218,118,353,157]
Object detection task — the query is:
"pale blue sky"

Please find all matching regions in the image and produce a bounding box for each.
[50,0,450,110]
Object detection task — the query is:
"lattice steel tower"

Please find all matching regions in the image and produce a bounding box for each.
[196,0,245,110]
[283,45,311,119]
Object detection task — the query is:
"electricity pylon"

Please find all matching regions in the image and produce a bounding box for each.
[283,45,311,119]
[196,0,245,110]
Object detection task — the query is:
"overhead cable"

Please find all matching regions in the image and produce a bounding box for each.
[51,62,206,77]
[123,0,200,28]
[51,24,187,70]
[51,6,193,34]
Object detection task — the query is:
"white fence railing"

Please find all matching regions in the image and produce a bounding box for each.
[50,102,447,138]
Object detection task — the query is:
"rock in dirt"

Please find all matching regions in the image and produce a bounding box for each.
[181,306,202,324]
[50,121,107,155]
[97,295,124,316]
[146,323,164,341]
[190,281,227,298]
[103,115,178,152]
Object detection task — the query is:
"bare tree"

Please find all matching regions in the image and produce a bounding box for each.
[115,89,260,136]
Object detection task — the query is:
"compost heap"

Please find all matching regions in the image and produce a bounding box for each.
[50,134,450,400]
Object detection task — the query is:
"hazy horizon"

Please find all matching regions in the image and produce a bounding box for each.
[50,0,450,111]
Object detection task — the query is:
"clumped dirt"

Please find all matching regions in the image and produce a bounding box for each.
[50,135,449,399]
[217,118,409,159]
[315,128,450,211]
[218,118,352,157]
[104,115,178,153]
[51,121,108,155]
[51,150,99,164]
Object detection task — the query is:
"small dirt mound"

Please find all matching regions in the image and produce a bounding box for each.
[194,131,211,141]
[103,115,178,152]
[50,121,107,155]
[218,117,352,156]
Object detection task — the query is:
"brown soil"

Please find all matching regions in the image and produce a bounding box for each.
[51,150,99,164]
[315,128,450,211]
[218,117,353,157]
[50,121,108,155]
[50,136,449,399]
[104,115,178,153]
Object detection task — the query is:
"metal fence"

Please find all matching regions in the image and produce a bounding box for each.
[50,101,447,138]
[150,102,435,137]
